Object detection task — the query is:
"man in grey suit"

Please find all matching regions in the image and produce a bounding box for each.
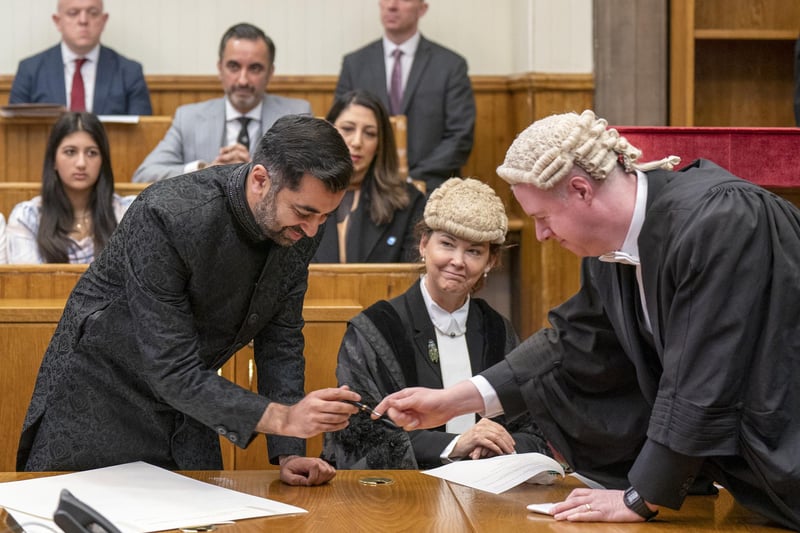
[9,0,151,115]
[336,0,475,192]
[133,23,311,182]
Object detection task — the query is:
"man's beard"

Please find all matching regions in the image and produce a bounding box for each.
[252,186,306,247]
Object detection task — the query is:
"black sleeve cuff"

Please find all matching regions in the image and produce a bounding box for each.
[629,439,705,509]
[267,435,305,465]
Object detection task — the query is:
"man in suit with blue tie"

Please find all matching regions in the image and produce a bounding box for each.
[336,0,476,192]
[9,0,152,116]
[133,23,312,183]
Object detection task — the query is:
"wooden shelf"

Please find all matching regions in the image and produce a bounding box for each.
[695,28,798,40]
[670,0,799,126]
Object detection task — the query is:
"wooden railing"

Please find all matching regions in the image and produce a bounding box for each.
[0,115,172,183]
[0,182,150,218]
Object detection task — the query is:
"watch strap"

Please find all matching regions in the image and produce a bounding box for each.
[624,486,659,521]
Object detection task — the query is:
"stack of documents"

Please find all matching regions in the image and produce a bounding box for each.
[0,462,305,533]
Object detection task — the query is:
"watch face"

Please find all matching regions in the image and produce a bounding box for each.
[624,487,657,520]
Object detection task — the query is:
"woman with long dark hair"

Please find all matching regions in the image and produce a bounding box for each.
[7,112,134,263]
[313,89,425,262]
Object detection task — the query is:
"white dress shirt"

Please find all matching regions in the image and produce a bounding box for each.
[382,32,421,96]
[61,42,100,112]
[183,100,263,174]
[419,275,476,461]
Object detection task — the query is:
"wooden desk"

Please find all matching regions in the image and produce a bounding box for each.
[0,470,785,532]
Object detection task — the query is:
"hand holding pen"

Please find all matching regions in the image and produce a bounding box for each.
[341,399,400,429]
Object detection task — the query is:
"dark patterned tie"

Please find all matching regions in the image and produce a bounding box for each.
[236,116,251,149]
[70,58,87,111]
[389,49,404,115]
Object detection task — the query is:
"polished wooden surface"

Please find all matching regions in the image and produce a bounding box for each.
[0,470,787,532]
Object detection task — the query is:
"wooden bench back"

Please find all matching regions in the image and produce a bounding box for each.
[0,182,150,218]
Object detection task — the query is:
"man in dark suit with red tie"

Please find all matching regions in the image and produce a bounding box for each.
[9,0,151,115]
[336,0,476,192]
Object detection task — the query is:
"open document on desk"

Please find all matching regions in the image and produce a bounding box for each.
[422,452,566,494]
[0,461,305,533]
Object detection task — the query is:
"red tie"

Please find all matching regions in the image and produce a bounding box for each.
[70,58,87,111]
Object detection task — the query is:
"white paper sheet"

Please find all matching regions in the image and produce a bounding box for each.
[98,115,140,124]
[422,452,565,494]
[0,462,306,533]
[526,502,556,515]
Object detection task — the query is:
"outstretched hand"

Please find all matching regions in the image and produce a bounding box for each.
[258,386,360,438]
[550,488,656,522]
[372,381,485,430]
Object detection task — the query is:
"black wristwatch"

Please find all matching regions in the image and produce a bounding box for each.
[623,486,658,521]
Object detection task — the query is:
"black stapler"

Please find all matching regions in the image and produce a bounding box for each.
[53,489,122,533]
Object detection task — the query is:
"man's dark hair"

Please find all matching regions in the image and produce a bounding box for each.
[218,23,276,64]
[254,115,353,193]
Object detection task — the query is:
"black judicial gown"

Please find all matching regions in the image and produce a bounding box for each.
[482,160,800,530]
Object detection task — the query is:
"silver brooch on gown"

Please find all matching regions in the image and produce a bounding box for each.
[427,339,439,364]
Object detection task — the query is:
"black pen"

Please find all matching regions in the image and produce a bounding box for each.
[342,400,399,429]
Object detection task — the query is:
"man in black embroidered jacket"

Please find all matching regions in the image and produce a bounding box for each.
[18,115,362,485]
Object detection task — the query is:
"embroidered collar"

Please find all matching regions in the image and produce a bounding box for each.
[224,163,269,243]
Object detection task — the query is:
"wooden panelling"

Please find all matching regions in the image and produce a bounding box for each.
[694,39,795,126]
[0,320,57,471]
[507,73,594,336]
[0,72,595,340]
[0,116,171,182]
[0,263,421,307]
[0,264,85,298]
